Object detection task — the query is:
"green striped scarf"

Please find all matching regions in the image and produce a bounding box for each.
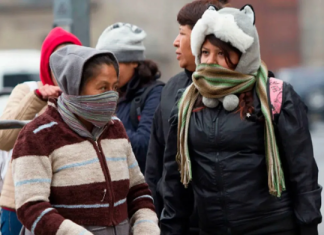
[177,63,286,197]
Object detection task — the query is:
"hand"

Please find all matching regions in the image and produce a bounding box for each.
[37,85,61,100]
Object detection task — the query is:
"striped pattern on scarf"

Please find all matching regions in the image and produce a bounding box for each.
[57,91,118,139]
[177,63,286,197]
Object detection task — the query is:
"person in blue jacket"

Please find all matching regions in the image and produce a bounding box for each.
[96,23,164,173]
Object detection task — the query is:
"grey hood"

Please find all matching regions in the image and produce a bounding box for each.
[49,45,119,96]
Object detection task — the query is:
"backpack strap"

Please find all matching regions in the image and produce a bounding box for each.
[130,81,164,130]
[268,77,283,120]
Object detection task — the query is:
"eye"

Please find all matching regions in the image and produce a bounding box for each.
[113,85,118,91]
[218,51,224,56]
[201,50,209,55]
[100,86,107,91]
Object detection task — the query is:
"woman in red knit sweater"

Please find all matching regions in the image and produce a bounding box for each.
[12,45,159,235]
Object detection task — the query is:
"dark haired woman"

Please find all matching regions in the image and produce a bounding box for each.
[96,23,164,174]
[12,45,159,235]
[161,5,321,235]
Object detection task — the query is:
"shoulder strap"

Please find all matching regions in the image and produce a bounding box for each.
[130,81,164,130]
[268,77,283,120]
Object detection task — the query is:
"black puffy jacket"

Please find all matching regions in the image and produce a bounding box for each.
[160,81,322,235]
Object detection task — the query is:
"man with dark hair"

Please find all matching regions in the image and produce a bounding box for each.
[145,0,228,233]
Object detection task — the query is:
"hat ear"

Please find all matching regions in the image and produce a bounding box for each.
[207,4,219,11]
[112,22,123,29]
[240,4,255,25]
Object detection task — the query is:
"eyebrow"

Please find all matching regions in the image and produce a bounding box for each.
[202,47,222,52]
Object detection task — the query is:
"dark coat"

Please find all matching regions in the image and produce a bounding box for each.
[116,74,163,174]
[145,70,193,215]
[160,82,322,235]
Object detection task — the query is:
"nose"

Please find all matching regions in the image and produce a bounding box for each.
[207,55,218,64]
[173,34,180,48]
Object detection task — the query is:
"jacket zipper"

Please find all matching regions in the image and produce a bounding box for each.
[92,134,116,226]
[101,189,107,202]
[214,114,230,233]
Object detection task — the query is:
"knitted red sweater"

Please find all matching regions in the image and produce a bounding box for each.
[12,100,159,235]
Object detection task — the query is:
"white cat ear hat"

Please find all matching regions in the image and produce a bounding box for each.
[191,5,261,110]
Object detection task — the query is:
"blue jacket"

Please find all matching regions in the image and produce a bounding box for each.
[116,75,164,173]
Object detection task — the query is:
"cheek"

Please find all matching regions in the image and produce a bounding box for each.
[118,69,124,81]
[117,67,126,84]
[200,55,208,63]
[80,85,96,96]
[117,68,132,88]
[118,65,125,76]
[219,58,230,68]
[232,54,240,66]
[117,77,126,88]
[228,51,240,68]
[180,37,190,52]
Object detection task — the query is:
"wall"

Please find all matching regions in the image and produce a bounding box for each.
[230,0,301,71]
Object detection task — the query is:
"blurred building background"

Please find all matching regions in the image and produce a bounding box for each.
[0,0,323,81]
[0,0,190,82]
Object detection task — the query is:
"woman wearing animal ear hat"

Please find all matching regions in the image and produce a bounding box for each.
[160,5,321,235]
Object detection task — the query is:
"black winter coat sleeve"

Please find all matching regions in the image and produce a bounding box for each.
[145,104,165,216]
[160,89,194,235]
[276,82,322,235]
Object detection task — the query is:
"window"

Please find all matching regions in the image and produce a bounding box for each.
[3,74,39,88]
[20,0,52,5]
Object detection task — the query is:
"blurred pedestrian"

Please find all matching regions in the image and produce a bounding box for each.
[96,23,164,174]
[12,45,159,235]
[0,27,81,235]
[144,0,228,232]
[161,5,321,235]
[0,150,11,195]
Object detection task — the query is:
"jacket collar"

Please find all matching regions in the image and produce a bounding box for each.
[185,69,194,80]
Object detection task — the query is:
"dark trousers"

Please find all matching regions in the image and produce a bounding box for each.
[200,230,298,235]
[271,230,298,235]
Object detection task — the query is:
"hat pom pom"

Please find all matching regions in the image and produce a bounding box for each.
[222,94,239,111]
[202,97,219,108]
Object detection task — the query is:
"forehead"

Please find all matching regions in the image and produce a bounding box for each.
[92,64,118,82]
[202,39,220,49]
[179,25,192,32]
